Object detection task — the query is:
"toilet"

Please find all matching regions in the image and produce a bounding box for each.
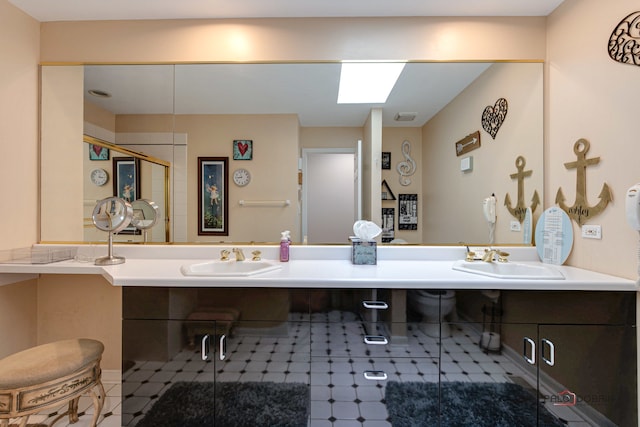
[408,290,457,338]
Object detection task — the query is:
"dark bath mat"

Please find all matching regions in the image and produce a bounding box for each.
[385,381,565,427]
[136,381,309,427]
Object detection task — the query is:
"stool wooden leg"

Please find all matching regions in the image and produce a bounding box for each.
[68,396,80,423]
[88,380,106,427]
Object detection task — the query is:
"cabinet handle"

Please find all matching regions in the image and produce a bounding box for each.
[541,338,555,366]
[523,337,536,365]
[363,370,388,381]
[362,301,388,310]
[364,335,388,345]
[219,334,227,361]
[201,334,210,361]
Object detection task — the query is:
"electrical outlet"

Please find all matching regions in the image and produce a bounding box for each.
[581,224,602,239]
[510,221,521,232]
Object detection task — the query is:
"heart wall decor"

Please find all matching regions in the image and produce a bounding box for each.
[233,139,253,160]
[608,11,640,66]
[481,98,508,139]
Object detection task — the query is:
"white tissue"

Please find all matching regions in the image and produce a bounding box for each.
[352,220,382,241]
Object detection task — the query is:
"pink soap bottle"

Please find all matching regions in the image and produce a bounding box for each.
[279,231,290,262]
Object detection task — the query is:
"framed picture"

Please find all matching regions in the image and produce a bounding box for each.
[233,139,253,160]
[89,144,109,161]
[113,157,140,203]
[198,157,229,236]
[398,194,418,230]
[382,208,395,242]
[381,152,391,169]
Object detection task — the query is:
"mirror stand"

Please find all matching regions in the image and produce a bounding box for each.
[92,197,133,265]
[95,232,126,266]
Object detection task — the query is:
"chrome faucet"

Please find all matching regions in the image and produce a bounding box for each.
[232,248,245,261]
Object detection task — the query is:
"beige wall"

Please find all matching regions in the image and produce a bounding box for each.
[381,127,423,243]
[0,0,39,357]
[547,0,640,278]
[300,127,362,150]
[40,17,546,63]
[37,275,122,370]
[174,114,300,242]
[422,62,543,244]
[41,66,85,241]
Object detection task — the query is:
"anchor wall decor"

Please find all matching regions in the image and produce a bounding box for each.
[608,11,640,67]
[555,139,612,226]
[504,156,540,223]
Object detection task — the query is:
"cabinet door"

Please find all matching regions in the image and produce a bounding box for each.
[538,324,637,427]
[441,320,542,427]
[214,318,311,426]
[122,319,217,427]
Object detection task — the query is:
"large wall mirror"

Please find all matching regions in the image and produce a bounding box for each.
[40,61,543,245]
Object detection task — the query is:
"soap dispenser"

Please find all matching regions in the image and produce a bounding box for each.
[280,231,290,262]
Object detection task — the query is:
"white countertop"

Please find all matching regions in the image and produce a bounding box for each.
[0,244,636,291]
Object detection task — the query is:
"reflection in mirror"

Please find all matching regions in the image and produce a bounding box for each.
[83,136,170,243]
[42,62,543,245]
[130,199,160,243]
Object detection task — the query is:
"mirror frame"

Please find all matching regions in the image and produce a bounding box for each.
[39,61,543,246]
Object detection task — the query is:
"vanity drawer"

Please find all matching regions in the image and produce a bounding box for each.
[310,319,415,358]
[311,356,439,387]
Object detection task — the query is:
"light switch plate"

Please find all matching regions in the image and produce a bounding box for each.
[510,221,521,231]
[581,224,602,239]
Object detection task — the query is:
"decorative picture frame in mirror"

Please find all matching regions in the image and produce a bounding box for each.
[198,157,229,236]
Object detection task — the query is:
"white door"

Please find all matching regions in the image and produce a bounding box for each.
[302,147,361,243]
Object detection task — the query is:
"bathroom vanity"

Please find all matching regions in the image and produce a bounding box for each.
[0,244,637,426]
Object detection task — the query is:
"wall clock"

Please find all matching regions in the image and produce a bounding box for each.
[232,168,251,186]
[90,168,109,186]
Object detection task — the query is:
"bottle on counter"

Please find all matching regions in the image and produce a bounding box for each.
[280,231,290,262]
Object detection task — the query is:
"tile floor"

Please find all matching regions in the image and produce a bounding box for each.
[23,310,597,426]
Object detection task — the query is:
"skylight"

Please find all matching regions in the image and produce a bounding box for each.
[337,61,406,104]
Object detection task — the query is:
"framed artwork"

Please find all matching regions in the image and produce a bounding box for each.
[382,208,395,243]
[113,157,140,203]
[198,157,229,236]
[89,144,110,161]
[381,152,391,169]
[233,139,253,160]
[398,194,418,230]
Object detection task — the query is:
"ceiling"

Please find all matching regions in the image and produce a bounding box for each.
[85,62,497,128]
[31,1,558,127]
[10,0,565,22]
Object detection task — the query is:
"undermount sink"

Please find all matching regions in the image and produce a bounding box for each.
[452,260,564,280]
[181,260,282,277]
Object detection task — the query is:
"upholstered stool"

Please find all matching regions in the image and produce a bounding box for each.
[0,339,105,427]
[184,307,240,348]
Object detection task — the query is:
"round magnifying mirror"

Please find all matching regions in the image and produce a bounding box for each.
[92,197,134,233]
[130,199,160,242]
[92,197,133,265]
[130,199,159,230]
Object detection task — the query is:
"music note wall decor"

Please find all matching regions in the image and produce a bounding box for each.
[396,140,416,186]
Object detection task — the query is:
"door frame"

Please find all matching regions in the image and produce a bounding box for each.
[301,144,362,242]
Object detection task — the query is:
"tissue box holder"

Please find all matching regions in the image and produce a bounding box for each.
[351,238,377,265]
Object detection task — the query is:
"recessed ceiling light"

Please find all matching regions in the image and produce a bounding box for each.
[337,61,406,104]
[88,89,112,98]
